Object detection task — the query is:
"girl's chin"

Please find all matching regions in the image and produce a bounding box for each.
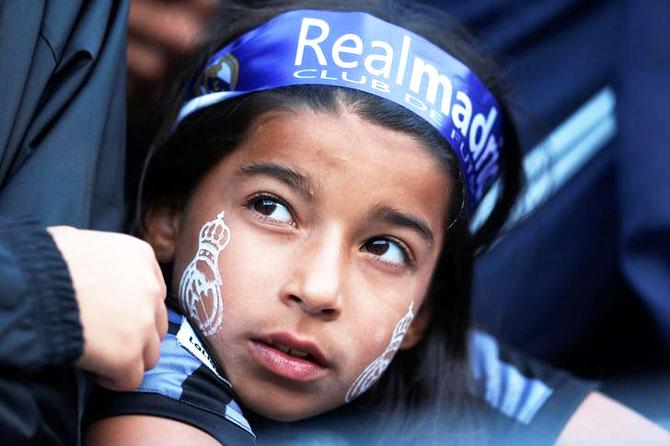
[243,395,339,422]
[234,350,346,421]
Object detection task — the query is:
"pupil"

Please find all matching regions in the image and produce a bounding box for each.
[368,240,389,255]
[255,199,277,215]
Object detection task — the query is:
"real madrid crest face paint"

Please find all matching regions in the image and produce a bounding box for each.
[178,211,231,336]
[345,302,415,402]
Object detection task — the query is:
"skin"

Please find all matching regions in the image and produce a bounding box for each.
[556,393,670,445]
[345,301,415,402]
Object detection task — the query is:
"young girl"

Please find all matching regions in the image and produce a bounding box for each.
[85,1,670,445]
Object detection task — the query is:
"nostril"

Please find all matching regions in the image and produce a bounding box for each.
[321,308,337,318]
[284,292,340,318]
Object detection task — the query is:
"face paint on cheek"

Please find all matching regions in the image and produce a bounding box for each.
[344,302,415,403]
[178,211,231,336]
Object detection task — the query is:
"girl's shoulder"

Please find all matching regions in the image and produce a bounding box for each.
[84,308,255,445]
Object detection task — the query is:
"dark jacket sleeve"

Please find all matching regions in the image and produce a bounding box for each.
[0,217,85,445]
[0,218,82,371]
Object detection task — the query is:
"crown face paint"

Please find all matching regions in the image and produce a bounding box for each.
[177,10,503,209]
[345,302,415,402]
[178,212,231,337]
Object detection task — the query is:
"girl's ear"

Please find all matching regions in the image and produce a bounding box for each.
[143,204,181,263]
[400,301,432,350]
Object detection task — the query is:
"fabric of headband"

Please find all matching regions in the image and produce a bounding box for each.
[178,10,503,209]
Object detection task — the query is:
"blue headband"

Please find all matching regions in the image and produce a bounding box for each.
[178,10,503,209]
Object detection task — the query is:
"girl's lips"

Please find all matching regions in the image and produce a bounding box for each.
[250,334,329,382]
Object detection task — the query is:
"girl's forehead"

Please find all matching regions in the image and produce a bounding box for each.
[243,109,446,176]
[226,109,452,225]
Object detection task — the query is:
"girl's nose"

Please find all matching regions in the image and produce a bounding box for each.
[281,231,344,320]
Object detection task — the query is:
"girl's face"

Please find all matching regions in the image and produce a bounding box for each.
[149,108,451,421]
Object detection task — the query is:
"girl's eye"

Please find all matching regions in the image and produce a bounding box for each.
[363,238,411,266]
[250,196,294,225]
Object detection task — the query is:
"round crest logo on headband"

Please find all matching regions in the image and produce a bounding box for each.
[179,10,504,209]
[199,53,240,94]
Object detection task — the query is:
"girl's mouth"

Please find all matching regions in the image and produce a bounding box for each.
[250,333,329,382]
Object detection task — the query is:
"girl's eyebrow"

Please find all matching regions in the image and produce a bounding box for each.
[235,163,433,243]
[235,162,313,199]
[370,206,434,246]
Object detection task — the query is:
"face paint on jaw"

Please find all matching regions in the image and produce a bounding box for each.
[178,211,231,337]
[345,302,415,403]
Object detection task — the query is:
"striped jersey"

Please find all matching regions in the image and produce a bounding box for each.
[85,309,595,445]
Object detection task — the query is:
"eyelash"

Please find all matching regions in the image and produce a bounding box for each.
[362,237,415,268]
[245,193,297,227]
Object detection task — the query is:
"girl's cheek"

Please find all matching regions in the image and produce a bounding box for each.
[177,211,231,337]
[344,302,415,402]
[215,220,292,313]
